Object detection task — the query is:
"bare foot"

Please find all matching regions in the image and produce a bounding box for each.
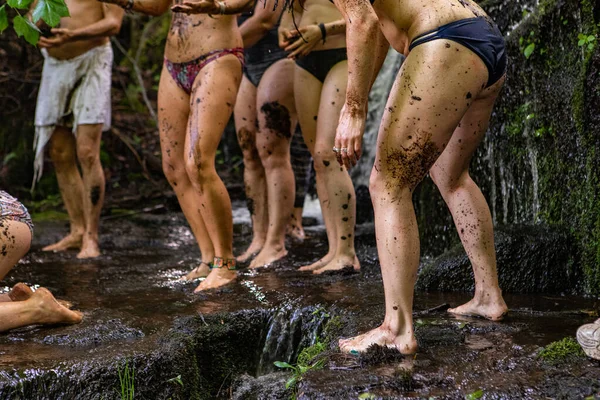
[180,262,212,281]
[447,295,508,321]
[286,223,306,242]
[339,325,418,355]
[299,252,335,272]
[236,240,264,263]
[42,232,83,252]
[194,268,237,292]
[77,238,100,259]
[249,245,288,269]
[57,299,74,309]
[9,283,33,301]
[32,288,83,325]
[313,255,360,275]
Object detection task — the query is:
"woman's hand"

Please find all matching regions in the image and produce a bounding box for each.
[171,0,220,14]
[334,104,367,169]
[278,28,297,49]
[38,28,74,48]
[284,24,322,59]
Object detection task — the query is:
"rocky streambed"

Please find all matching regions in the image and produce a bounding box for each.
[0,209,599,399]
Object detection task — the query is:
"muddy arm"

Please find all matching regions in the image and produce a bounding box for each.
[99,0,172,16]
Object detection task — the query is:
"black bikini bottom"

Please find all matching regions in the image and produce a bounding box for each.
[295,48,347,83]
[409,16,507,88]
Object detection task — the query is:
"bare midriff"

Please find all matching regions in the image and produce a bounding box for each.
[164,7,242,63]
[46,0,109,60]
[298,0,346,51]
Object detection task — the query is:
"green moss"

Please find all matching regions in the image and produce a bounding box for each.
[30,210,69,222]
[538,337,585,363]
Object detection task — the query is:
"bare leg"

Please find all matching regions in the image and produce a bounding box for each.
[157,67,215,281]
[287,206,305,241]
[0,288,82,332]
[250,59,297,268]
[310,62,359,274]
[288,125,311,242]
[431,81,508,321]
[43,127,85,252]
[294,66,337,271]
[340,40,497,354]
[74,123,105,259]
[185,56,242,291]
[234,76,267,262]
[0,221,31,281]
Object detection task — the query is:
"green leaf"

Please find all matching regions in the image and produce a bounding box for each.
[32,0,70,27]
[13,15,40,46]
[7,0,34,9]
[523,43,535,59]
[273,361,294,370]
[358,394,377,400]
[0,6,8,34]
[465,389,484,400]
[285,376,297,389]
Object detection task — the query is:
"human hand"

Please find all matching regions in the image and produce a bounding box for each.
[37,28,74,48]
[334,104,366,169]
[171,0,221,14]
[278,28,298,49]
[285,24,321,59]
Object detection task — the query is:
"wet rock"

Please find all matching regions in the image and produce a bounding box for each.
[416,225,582,293]
[232,372,291,400]
[40,318,143,346]
[355,185,374,224]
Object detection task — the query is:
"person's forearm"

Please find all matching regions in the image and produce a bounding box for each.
[69,18,121,40]
[110,0,170,16]
[344,11,379,115]
[240,0,281,47]
[324,18,345,37]
[241,17,272,47]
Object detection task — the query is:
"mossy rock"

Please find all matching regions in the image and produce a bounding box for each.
[416,225,582,293]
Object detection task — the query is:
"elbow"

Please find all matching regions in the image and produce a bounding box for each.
[347,11,378,35]
[108,20,123,36]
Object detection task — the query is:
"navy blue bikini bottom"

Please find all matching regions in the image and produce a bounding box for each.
[409,16,507,88]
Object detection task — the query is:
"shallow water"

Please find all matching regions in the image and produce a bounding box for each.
[0,208,598,397]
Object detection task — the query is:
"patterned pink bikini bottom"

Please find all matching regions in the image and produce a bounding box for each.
[164,47,245,95]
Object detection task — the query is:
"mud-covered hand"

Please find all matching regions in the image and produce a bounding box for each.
[334,104,366,169]
[171,0,221,14]
[285,24,321,59]
[38,28,74,48]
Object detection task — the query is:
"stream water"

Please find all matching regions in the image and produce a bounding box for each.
[0,210,598,398]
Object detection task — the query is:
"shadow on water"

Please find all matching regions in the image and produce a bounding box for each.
[0,209,599,398]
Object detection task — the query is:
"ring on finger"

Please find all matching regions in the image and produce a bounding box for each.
[341,148,348,153]
[332,147,340,153]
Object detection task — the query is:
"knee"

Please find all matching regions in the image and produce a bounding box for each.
[48,138,73,164]
[257,144,289,170]
[76,144,99,169]
[430,167,471,196]
[237,128,261,167]
[162,159,188,189]
[369,163,412,202]
[184,154,215,186]
[312,147,337,175]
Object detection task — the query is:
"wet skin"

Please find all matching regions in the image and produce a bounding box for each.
[37,1,124,259]
[234,0,298,268]
[333,0,508,354]
[98,0,252,290]
[285,0,360,274]
[0,221,81,332]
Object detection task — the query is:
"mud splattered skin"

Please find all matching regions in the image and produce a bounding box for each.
[380,130,442,191]
[260,102,292,140]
